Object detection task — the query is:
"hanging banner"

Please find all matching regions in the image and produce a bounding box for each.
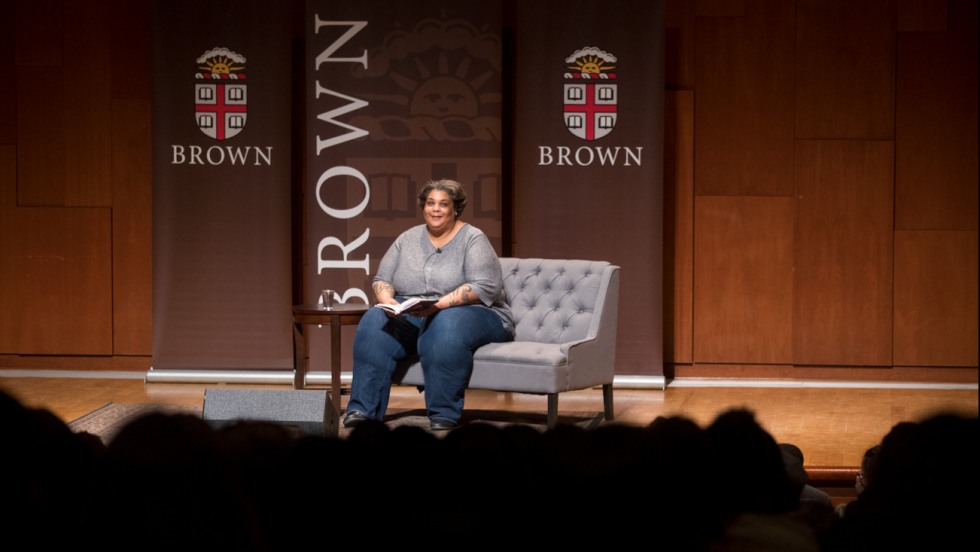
[151,0,293,371]
[305,0,504,311]
[514,0,665,377]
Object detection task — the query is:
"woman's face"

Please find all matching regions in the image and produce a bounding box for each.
[423,189,456,233]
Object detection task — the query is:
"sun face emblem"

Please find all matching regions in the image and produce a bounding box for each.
[568,55,616,76]
[343,17,501,142]
[410,75,480,118]
[386,50,494,121]
[199,56,244,77]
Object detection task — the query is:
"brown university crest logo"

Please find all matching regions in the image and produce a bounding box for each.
[195,48,248,141]
[563,47,618,141]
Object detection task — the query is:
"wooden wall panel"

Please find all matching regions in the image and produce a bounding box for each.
[795,0,895,139]
[0,146,15,352]
[16,67,67,206]
[0,64,13,145]
[897,0,947,32]
[14,0,63,66]
[896,0,978,230]
[894,230,979,366]
[0,6,15,145]
[111,99,152,355]
[665,91,695,364]
[110,0,152,100]
[794,140,894,366]
[695,0,795,195]
[14,2,113,208]
[665,0,696,89]
[694,196,795,363]
[0,4,12,63]
[0,0,974,376]
[63,0,112,207]
[697,0,746,17]
[8,207,112,355]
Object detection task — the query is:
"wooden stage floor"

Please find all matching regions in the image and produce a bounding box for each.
[2,370,976,471]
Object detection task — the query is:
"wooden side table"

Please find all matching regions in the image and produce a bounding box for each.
[292,303,370,415]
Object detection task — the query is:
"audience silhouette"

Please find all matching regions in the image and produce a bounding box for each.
[2,389,105,548]
[97,411,267,551]
[820,414,978,552]
[2,388,976,551]
[835,442,882,519]
[702,409,822,551]
[780,442,837,537]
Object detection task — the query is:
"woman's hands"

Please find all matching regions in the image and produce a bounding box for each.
[372,281,398,305]
[416,284,477,316]
[374,282,479,317]
[444,284,478,307]
[410,303,442,317]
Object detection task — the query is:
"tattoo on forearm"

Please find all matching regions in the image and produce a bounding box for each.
[448,284,473,306]
[373,281,395,299]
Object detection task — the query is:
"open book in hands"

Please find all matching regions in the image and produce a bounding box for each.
[374,297,439,316]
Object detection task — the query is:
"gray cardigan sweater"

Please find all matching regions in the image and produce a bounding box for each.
[375,223,514,332]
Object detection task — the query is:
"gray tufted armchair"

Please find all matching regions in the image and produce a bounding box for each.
[393,257,620,427]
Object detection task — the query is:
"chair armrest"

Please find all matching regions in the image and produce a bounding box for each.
[559,265,619,389]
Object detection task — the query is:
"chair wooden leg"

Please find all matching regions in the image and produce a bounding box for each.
[603,383,614,421]
[547,393,558,428]
[292,323,306,389]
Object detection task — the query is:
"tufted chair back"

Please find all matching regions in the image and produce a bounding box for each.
[501,258,611,344]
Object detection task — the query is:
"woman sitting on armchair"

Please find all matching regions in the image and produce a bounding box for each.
[343,179,514,431]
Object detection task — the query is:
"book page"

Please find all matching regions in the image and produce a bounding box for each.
[374,297,438,315]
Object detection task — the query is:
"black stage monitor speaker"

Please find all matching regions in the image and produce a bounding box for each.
[202,388,338,437]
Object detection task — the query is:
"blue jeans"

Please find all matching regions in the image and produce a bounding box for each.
[346,303,512,423]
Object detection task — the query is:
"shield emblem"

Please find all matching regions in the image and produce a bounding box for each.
[563,75,617,141]
[195,77,247,141]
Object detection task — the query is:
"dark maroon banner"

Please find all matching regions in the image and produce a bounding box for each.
[151,0,293,371]
[304,0,504,310]
[513,0,665,377]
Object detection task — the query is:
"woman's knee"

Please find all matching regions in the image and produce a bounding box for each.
[354,309,419,361]
[420,306,504,353]
[360,308,418,338]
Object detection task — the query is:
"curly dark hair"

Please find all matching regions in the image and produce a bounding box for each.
[417,179,467,217]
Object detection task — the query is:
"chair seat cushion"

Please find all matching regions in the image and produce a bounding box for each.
[395,341,571,394]
[474,341,568,365]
